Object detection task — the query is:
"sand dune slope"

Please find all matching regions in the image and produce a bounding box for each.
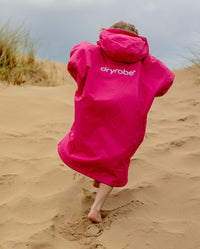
[0,66,200,249]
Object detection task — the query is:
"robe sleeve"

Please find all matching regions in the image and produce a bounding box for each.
[144,54,175,97]
[67,41,91,95]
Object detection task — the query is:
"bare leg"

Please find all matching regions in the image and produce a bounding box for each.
[88,182,113,223]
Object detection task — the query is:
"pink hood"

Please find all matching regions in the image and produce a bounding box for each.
[97,29,149,63]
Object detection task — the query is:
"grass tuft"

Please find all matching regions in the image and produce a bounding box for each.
[0,21,55,86]
[187,41,200,84]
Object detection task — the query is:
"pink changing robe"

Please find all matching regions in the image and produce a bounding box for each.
[58,28,175,187]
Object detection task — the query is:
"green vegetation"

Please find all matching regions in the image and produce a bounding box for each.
[0,21,53,86]
[190,59,200,84]
[187,41,200,84]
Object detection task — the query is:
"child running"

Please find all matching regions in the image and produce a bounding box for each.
[58,21,175,223]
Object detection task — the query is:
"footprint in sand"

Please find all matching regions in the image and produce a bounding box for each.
[0,174,19,185]
[101,199,144,229]
[56,185,144,243]
[27,242,54,249]
[58,198,144,241]
[59,216,103,241]
[80,240,106,249]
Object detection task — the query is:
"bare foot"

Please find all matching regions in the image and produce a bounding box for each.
[93,180,100,188]
[88,207,102,223]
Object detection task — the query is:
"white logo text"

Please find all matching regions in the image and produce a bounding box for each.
[100,66,136,76]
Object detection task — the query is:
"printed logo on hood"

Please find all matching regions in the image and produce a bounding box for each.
[101,66,136,76]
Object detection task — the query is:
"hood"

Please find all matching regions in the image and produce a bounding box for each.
[97,29,149,63]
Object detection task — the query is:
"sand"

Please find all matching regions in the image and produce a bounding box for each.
[0,63,200,249]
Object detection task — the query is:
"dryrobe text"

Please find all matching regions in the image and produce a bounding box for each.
[101,67,136,76]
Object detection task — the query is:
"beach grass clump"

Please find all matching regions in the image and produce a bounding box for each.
[0,21,52,86]
[187,42,200,84]
[190,56,200,84]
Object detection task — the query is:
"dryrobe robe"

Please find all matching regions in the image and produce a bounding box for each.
[58,28,175,187]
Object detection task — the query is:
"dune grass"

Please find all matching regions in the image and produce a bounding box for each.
[189,51,200,83]
[0,21,54,86]
[185,39,200,84]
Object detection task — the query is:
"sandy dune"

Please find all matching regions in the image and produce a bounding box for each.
[0,63,200,249]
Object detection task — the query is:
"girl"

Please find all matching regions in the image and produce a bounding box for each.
[58,21,175,223]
